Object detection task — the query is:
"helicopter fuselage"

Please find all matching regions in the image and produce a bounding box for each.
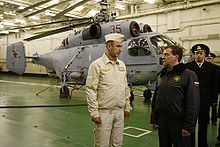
[32,32,179,89]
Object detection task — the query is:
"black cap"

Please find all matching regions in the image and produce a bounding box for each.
[207,52,216,58]
[191,44,210,56]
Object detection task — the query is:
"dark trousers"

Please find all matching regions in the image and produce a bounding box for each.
[191,113,209,147]
[158,117,191,147]
[217,121,220,141]
[198,121,209,147]
[211,104,217,123]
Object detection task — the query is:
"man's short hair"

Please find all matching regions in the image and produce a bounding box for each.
[165,45,183,62]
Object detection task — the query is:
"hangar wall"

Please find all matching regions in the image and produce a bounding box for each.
[0,0,220,74]
[133,0,220,62]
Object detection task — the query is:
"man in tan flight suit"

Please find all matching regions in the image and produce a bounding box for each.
[86,33,131,147]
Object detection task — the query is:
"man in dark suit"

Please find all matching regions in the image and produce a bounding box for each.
[216,104,220,146]
[186,44,218,147]
[206,52,219,125]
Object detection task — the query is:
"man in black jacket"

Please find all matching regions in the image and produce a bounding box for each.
[186,44,218,147]
[150,45,200,147]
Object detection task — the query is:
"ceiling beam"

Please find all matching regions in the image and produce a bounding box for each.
[53,0,90,19]
[17,0,51,13]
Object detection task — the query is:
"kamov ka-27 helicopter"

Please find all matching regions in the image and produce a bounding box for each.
[6,0,181,101]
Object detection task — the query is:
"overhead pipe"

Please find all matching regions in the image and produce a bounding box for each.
[118,0,220,19]
[153,0,186,4]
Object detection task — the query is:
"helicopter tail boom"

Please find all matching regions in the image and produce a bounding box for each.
[6,42,26,75]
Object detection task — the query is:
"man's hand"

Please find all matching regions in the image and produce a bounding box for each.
[182,129,191,137]
[92,116,102,124]
[124,111,131,118]
[150,124,158,130]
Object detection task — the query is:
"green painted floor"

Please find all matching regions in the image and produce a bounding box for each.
[0,73,218,147]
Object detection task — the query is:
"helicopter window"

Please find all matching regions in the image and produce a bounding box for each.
[66,38,69,46]
[62,39,66,46]
[128,38,151,56]
[150,35,177,54]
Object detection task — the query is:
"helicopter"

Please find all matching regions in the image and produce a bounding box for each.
[5,0,181,101]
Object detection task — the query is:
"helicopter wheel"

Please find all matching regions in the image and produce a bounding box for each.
[143,89,152,101]
[130,91,134,103]
[60,85,70,98]
[129,91,134,108]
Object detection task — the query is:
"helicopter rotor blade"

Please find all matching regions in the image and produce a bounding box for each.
[4,17,91,31]
[17,0,52,13]
[53,0,90,19]
[24,0,71,18]
[23,21,89,41]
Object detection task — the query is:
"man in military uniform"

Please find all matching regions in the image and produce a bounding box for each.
[216,105,220,146]
[86,33,131,147]
[186,44,218,147]
[150,45,200,147]
[206,52,219,125]
[206,53,220,146]
[206,52,216,63]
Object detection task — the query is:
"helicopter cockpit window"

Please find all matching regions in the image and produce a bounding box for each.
[128,38,151,56]
[150,35,177,54]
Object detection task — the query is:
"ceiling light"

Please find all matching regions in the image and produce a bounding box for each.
[44,11,56,16]
[88,10,99,16]
[0,31,9,34]
[0,25,4,29]
[28,8,34,12]
[8,29,19,33]
[14,19,26,24]
[115,4,125,10]
[28,16,40,20]
[144,0,155,4]
[73,6,84,12]
[2,21,15,26]
[51,0,59,4]
[18,6,25,10]
[3,12,16,16]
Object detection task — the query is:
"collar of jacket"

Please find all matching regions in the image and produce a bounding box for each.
[159,63,186,77]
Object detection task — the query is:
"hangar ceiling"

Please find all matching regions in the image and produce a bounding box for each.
[0,0,192,35]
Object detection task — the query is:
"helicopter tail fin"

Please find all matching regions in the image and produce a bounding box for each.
[6,42,26,75]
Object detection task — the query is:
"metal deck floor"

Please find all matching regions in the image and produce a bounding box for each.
[0,73,218,147]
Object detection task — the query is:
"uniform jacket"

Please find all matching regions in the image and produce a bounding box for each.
[185,60,218,113]
[151,63,200,133]
[213,64,220,104]
[215,64,220,118]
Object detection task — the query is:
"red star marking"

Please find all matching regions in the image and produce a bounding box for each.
[12,49,18,60]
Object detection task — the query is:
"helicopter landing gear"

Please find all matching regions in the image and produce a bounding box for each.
[60,85,70,99]
[129,91,134,108]
[143,89,152,103]
[130,91,134,103]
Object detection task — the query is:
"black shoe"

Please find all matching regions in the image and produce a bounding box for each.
[212,121,217,125]
[216,140,220,146]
